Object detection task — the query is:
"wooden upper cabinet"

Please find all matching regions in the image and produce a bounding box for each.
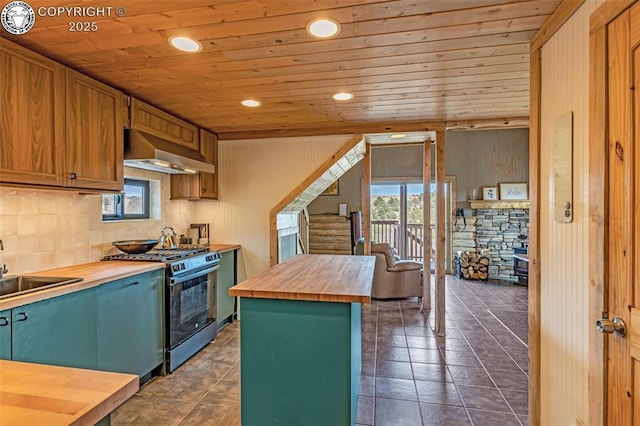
[130,98,199,150]
[199,129,219,199]
[65,69,124,191]
[0,39,66,187]
[170,129,218,200]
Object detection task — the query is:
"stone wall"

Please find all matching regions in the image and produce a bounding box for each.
[475,209,529,281]
[452,214,476,270]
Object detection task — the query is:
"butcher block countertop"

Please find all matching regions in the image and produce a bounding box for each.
[209,243,241,254]
[229,254,374,304]
[0,360,138,425]
[0,261,164,311]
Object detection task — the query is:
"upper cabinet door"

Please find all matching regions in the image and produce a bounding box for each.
[199,129,218,199]
[65,69,124,191]
[0,40,65,187]
[130,97,199,150]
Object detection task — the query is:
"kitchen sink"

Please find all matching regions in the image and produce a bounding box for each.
[0,276,83,300]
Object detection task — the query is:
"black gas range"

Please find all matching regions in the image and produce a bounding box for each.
[103,248,221,373]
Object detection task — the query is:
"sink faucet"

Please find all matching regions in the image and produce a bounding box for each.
[0,239,6,279]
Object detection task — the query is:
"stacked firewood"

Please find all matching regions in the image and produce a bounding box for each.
[457,250,489,280]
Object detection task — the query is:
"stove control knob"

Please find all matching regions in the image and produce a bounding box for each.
[172,265,180,272]
[181,264,186,270]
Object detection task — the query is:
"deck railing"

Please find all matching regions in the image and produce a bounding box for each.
[371,220,435,262]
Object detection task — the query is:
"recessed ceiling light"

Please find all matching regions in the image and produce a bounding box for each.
[169,36,202,53]
[307,18,340,38]
[332,92,353,101]
[391,134,406,139]
[241,99,261,107]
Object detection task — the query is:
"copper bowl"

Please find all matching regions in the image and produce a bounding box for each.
[112,239,159,254]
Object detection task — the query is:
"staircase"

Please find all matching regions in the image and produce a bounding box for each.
[308,214,352,255]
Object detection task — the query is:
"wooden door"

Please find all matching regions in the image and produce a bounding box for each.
[65,69,123,191]
[170,128,218,200]
[603,4,639,424]
[0,39,65,187]
[199,129,219,199]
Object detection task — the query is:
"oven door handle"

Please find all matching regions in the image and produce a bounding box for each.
[169,265,219,285]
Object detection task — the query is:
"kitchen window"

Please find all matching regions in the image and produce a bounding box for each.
[102,178,150,221]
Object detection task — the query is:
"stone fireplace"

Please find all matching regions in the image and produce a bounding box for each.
[452,204,529,282]
[476,208,529,281]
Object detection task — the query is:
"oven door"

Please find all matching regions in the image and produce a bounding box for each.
[167,266,217,349]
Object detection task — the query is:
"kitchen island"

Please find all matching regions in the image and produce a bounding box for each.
[0,360,138,425]
[229,254,374,426]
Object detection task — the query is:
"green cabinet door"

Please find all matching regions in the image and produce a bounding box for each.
[97,269,163,376]
[216,250,236,326]
[12,288,97,369]
[0,309,10,360]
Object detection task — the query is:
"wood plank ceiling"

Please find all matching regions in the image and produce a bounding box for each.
[0,0,560,139]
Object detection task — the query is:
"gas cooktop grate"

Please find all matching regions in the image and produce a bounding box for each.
[103,248,210,262]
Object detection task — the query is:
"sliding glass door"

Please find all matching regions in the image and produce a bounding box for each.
[371,182,449,267]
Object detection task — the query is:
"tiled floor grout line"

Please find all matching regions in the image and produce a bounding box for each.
[448,284,528,377]
[485,309,528,348]
[445,284,527,425]
[400,301,426,426]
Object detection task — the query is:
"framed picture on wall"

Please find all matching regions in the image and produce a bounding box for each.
[482,187,498,200]
[321,180,339,196]
[499,183,528,200]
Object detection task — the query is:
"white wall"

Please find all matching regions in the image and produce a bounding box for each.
[0,167,195,275]
[539,0,604,423]
[193,135,351,280]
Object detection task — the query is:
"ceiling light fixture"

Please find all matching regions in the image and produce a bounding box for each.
[307,18,340,38]
[391,134,406,139]
[169,36,202,53]
[332,92,354,101]
[241,99,261,107]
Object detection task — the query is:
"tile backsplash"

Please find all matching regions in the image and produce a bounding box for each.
[0,168,196,275]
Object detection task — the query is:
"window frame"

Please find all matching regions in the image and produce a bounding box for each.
[102,178,150,221]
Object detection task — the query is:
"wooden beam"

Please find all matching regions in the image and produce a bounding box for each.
[362,143,372,256]
[445,117,529,130]
[588,25,608,426]
[269,134,364,265]
[435,131,446,336]
[219,122,445,141]
[528,48,542,426]
[423,140,432,310]
[590,0,638,34]
[531,0,586,51]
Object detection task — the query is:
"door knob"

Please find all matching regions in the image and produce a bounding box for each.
[596,317,627,337]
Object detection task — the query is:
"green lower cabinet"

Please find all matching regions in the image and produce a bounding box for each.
[97,269,163,377]
[12,288,98,369]
[217,250,237,326]
[0,309,10,360]
[240,298,361,426]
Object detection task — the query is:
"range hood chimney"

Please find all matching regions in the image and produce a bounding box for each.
[124,129,216,175]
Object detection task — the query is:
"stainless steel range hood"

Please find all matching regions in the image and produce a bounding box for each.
[124,129,216,174]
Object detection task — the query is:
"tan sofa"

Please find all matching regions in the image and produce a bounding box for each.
[370,242,423,301]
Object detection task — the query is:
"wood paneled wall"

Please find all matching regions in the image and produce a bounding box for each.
[193,135,349,281]
[538,1,604,423]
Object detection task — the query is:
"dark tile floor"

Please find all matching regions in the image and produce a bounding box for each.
[112,275,528,426]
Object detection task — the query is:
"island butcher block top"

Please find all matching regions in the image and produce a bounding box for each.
[229,254,375,304]
[0,360,138,425]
